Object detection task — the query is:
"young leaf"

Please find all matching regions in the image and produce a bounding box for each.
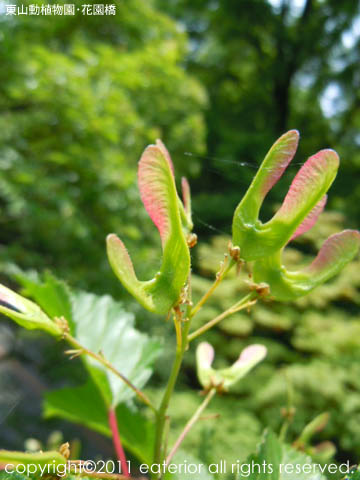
[14,270,74,330]
[0,283,61,336]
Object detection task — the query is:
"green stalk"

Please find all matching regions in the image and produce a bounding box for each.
[188,292,257,343]
[0,450,67,468]
[190,257,235,318]
[152,316,191,479]
[165,388,216,466]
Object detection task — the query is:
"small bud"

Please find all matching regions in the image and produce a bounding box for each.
[0,284,62,337]
[187,233,198,248]
[228,243,241,262]
[59,442,70,460]
[246,280,270,297]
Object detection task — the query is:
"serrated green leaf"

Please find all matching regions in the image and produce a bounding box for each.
[44,381,154,464]
[238,430,326,480]
[71,290,162,406]
[14,272,162,407]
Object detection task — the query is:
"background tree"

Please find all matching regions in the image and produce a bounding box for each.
[0,0,207,293]
[157,0,360,233]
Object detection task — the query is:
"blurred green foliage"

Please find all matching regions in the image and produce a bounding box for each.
[0,0,206,292]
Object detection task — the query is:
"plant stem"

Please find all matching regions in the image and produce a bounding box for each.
[78,473,129,480]
[165,388,216,466]
[64,333,156,412]
[190,257,234,318]
[188,292,257,343]
[0,450,67,467]
[152,315,191,479]
[108,408,130,477]
[162,416,171,461]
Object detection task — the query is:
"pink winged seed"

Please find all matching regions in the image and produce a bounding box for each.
[155,139,175,175]
[307,230,360,276]
[198,342,215,368]
[138,145,175,243]
[290,195,327,241]
[261,129,299,197]
[181,177,191,213]
[233,344,267,368]
[275,149,339,220]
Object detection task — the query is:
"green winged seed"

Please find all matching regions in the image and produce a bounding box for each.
[0,284,62,336]
[107,141,190,314]
[196,342,267,391]
[232,131,339,261]
[253,230,360,301]
[233,130,299,228]
[232,130,299,259]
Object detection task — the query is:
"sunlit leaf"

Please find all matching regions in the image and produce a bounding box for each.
[15,272,162,407]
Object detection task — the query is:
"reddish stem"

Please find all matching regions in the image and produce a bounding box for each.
[108,408,130,477]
